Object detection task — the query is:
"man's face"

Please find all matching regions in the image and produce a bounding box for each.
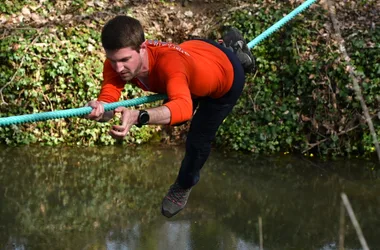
[105,47,143,81]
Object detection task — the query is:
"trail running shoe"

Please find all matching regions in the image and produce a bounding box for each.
[161,182,192,218]
[220,27,256,73]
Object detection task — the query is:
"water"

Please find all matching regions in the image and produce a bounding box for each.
[0,145,379,250]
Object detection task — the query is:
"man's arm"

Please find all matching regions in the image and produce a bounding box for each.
[85,59,126,122]
[109,105,171,139]
[147,106,171,125]
[85,100,115,122]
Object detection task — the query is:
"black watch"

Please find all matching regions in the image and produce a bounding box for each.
[136,110,150,127]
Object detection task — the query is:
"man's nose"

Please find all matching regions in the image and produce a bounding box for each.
[115,62,124,72]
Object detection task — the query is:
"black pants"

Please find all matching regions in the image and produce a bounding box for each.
[177,39,246,189]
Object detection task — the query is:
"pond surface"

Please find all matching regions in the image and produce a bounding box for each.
[0,145,379,250]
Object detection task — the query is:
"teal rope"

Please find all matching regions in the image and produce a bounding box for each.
[248,0,317,49]
[0,94,167,127]
[0,0,317,127]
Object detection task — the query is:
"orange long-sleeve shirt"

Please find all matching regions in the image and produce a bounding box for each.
[98,40,234,125]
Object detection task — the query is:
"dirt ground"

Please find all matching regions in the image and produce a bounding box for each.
[2,0,376,44]
[130,0,249,42]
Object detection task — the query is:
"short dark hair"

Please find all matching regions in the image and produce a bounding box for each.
[101,15,145,51]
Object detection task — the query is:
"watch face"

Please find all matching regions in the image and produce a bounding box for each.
[139,111,150,124]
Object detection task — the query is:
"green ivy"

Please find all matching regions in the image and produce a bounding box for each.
[1,1,379,157]
[216,3,380,157]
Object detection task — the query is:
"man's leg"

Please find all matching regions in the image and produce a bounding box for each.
[178,100,236,188]
[161,99,236,218]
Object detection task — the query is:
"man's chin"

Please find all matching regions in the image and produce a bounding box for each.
[120,75,133,81]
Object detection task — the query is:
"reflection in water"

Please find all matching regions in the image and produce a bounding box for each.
[106,224,141,250]
[105,221,259,250]
[157,222,191,250]
[0,145,379,250]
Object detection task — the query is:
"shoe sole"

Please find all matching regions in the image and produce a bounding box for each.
[161,206,183,218]
[223,27,256,73]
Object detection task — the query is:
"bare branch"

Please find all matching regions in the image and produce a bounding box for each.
[339,198,345,250]
[258,216,263,250]
[0,31,42,105]
[326,0,380,162]
[302,123,360,153]
[341,193,370,250]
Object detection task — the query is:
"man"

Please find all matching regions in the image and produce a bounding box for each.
[86,15,255,218]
